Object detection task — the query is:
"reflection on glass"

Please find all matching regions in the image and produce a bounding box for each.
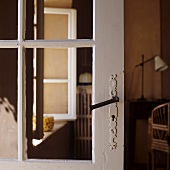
[0,49,18,159]
[0,98,18,159]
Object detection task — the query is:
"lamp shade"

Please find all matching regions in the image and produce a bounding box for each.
[154,56,168,71]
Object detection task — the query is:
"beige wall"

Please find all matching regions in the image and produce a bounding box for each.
[125,0,161,100]
[44,0,72,8]
[43,0,74,115]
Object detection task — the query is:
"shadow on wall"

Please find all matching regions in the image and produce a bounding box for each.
[0,98,17,159]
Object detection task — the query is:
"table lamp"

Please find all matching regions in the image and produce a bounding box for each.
[135,54,168,100]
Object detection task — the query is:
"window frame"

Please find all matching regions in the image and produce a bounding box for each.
[0,0,124,169]
[34,7,77,120]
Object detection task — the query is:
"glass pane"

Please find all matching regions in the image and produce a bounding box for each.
[32,47,72,117]
[27,47,93,160]
[75,47,92,160]
[77,48,92,85]
[0,49,18,159]
[25,1,34,40]
[44,14,68,40]
[0,1,18,40]
[44,83,68,113]
[72,0,93,39]
[44,48,68,79]
[28,0,93,40]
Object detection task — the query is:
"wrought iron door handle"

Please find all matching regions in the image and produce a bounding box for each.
[90,96,119,111]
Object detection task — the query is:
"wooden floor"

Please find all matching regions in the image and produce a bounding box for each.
[133,163,166,170]
[133,163,147,170]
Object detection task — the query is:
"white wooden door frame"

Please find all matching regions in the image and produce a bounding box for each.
[0,0,124,169]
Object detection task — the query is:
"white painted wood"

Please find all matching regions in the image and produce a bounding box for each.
[0,40,18,48]
[44,113,76,121]
[69,48,77,121]
[18,0,25,161]
[23,39,95,48]
[0,0,124,169]
[43,79,69,83]
[93,0,124,169]
[44,7,75,15]
[17,46,25,161]
[0,40,95,48]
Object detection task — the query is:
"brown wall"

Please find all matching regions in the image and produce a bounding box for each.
[161,1,170,99]
[44,0,72,8]
[125,0,162,100]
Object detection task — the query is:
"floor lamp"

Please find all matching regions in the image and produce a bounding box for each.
[135,54,168,100]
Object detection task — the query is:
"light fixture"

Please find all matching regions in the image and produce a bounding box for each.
[154,56,169,71]
[135,54,168,100]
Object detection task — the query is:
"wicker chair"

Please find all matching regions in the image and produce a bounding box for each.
[150,102,170,170]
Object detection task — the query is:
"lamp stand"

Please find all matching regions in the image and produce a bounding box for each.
[135,54,168,100]
[139,55,145,100]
